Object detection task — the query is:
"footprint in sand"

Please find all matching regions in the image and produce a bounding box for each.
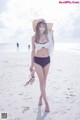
[64,79,68,82]
[0,107,4,110]
[23,97,32,100]
[66,108,71,111]
[3,60,9,62]
[15,107,19,110]
[8,104,11,107]
[0,73,5,78]
[57,69,62,71]
[52,111,59,114]
[69,100,75,103]
[18,93,23,95]
[9,93,13,96]
[66,96,70,99]
[14,118,20,120]
[70,94,76,97]
[22,106,30,113]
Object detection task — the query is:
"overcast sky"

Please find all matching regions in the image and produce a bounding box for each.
[0,0,80,43]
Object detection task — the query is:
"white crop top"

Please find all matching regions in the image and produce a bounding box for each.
[35,41,50,50]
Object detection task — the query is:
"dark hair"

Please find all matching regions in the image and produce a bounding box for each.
[35,21,48,43]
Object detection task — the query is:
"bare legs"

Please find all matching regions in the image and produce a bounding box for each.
[38,79,46,105]
[34,63,50,112]
[39,78,46,105]
[38,94,43,105]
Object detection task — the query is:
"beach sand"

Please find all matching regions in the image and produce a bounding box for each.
[0,50,80,120]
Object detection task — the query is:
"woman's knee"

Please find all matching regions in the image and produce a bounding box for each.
[39,78,45,84]
[39,78,45,86]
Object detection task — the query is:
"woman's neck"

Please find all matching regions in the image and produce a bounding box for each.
[40,33,44,35]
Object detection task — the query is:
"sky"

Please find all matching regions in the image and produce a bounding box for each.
[0,0,80,43]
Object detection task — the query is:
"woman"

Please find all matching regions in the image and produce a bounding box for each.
[30,19,54,112]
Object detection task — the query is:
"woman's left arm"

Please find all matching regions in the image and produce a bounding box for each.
[51,30,54,46]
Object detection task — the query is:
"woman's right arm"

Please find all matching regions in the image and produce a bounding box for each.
[30,36,35,72]
[51,30,55,47]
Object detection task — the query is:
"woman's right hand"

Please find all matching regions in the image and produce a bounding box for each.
[30,65,34,72]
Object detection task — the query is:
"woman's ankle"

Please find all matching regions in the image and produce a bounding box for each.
[45,101,48,105]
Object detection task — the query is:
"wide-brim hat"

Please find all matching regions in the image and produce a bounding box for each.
[32,19,53,32]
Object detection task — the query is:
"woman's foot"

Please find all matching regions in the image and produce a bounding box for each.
[45,102,50,112]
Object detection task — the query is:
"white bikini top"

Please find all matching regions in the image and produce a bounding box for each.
[35,40,50,50]
[34,31,54,52]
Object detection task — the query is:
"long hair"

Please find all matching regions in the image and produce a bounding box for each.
[35,21,48,43]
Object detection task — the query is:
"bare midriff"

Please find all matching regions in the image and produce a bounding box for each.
[35,48,49,57]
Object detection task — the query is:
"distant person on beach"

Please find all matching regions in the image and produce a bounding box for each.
[17,42,19,48]
[16,42,19,51]
[29,19,54,112]
[28,44,30,49]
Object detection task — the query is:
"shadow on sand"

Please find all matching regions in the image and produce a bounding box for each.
[36,106,49,120]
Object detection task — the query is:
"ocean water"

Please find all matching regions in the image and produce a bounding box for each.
[0,42,80,54]
[0,43,30,52]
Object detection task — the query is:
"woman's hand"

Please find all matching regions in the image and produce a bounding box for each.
[30,65,34,72]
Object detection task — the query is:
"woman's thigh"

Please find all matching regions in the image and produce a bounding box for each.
[43,63,50,81]
[34,63,44,84]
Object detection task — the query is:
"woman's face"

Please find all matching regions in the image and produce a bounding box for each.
[39,23,46,34]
